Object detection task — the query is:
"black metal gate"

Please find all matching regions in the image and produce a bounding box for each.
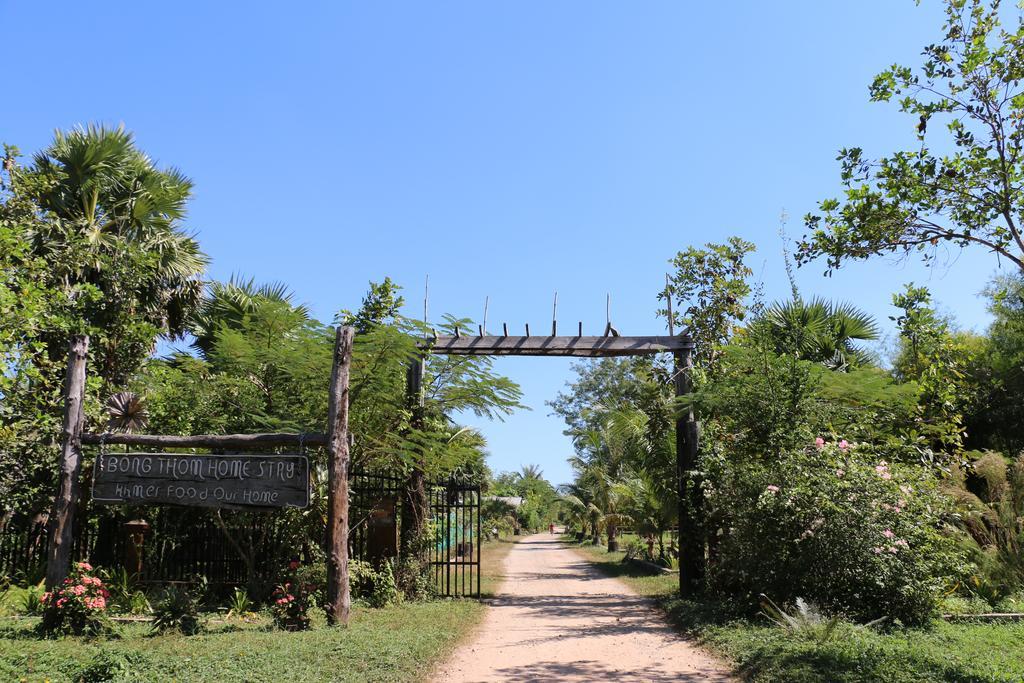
[427,481,481,598]
[3,471,482,598]
[347,468,481,598]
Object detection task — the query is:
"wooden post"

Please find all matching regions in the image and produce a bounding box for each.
[325,326,355,626]
[45,335,89,590]
[675,346,703,596]
[400,354,428,559]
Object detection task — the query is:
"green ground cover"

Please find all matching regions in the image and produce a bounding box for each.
[0,537,522,682]
[573,539,1024,683]
[0,601,481,683]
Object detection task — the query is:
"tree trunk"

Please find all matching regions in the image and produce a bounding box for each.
[325,326,354,626]
[400,356,428,559]
[45,335,89,591]
[607,523,619,552]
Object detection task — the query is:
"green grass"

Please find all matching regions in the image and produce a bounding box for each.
[0,539,527,683]
[572,539,1024,683]
[1,602,482,682]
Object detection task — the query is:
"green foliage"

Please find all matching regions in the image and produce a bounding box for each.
[1,125,208,512]
[99,567,149,615]
[945,451,1024,603]
[151,582,203,635]
[755,297,880,369]
[226,587,253,619]
[660,237,756,368]
[800,0,1024,274]
[758,594,848,644]
[41,562,112,636]
[270,564,314,631]
[337,276,405,333]
[547,357,655,438]
[580,545,1024,682]
[76,651,147,683]
[348,558,403,607]
[704,442,965,625]
[890,284,977,455]
[970,274,1024,453]
[488,466,561,533]
[20,583,45,617]
[0,601,485,682]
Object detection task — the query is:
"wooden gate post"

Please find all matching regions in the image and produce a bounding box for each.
[325,326,355,625]
[675,346,703,596]
[45,335,89,590]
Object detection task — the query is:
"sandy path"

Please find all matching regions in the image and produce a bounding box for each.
[437,533,733,682]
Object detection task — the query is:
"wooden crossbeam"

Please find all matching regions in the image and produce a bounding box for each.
[420,335,693,357]
[82,432,327,448]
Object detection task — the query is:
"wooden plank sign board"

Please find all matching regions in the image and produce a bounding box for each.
[92,453,309,510]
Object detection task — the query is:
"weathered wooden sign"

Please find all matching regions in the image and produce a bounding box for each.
[92,453,309,510]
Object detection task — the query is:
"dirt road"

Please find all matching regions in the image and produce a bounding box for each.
[437,534,732,682]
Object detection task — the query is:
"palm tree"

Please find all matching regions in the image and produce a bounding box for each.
[188,276,310,358]
[758,297,879,370]
[558,482,602,542]
[30,125,207,333]
[569,415,638,552]
[22,124,208,385]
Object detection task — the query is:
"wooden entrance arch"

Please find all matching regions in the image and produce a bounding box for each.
[409,332,703,596]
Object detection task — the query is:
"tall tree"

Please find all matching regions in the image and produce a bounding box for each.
[800,0,1024,273]
[659,238,756,369]
[1,126,207,512]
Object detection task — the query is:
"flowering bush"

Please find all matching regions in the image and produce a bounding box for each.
[41,562,110,635]
[271,560,314,631]
[704,439,967,625]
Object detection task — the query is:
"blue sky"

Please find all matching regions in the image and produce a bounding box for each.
[4,1,1010,486]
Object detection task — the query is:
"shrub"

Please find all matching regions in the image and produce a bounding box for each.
[271,561,313,631]
[350,558,406,606]
[151,581,203,635]
[369,559,399,608]
[295,561,326,611]
[705,440,966,625]
[40,562,111,635]
[944,451,1024,604]
[21,582,46,616]
[225,586,254,620]
[100,567,151,615]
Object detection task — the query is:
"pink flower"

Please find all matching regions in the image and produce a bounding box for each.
[900,485,912,495]
[838,439,850,451]
[888,546,898,554]
[289,560,300,570]
[56,598,67,608]
[71,584,86,596]
[276,598,288,605]
[814,437,825,449]
[766,485,780,494]
[882,529,895,539]
[41,592,51,604]
[881,472,892,480]
[896,539,909,548]
[835,468,845,477]
[77,562,92,571]
[872,547,883,555]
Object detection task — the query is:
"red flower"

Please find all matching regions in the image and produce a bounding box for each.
[289,560,300,570]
